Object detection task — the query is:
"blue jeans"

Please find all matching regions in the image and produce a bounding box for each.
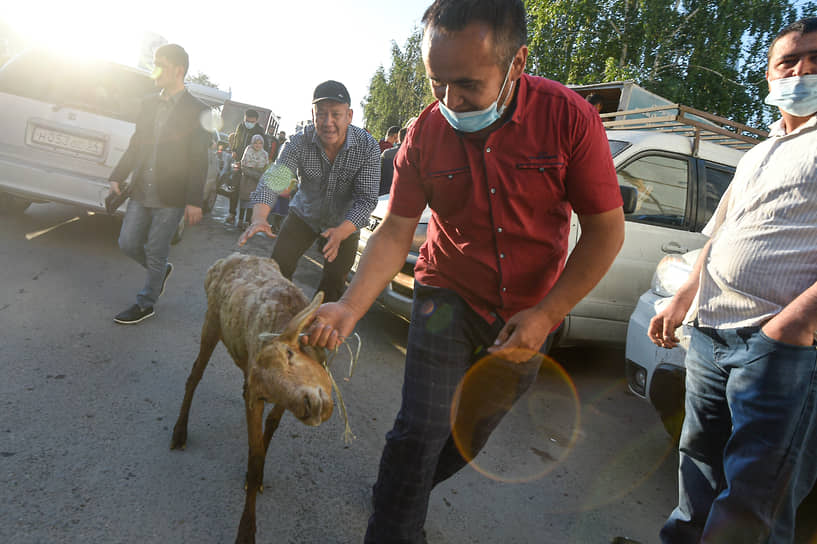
[661,326,817,543]
[364,283,545,543]
[118,199,184,309]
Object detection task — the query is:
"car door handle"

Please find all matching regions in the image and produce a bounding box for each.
[661,241,688,254]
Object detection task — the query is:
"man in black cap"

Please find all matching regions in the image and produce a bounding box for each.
[239,80,380,302]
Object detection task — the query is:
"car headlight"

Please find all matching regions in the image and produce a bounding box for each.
[651,254,693,297]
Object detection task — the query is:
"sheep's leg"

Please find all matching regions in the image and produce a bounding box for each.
[251,403,287,495]
[170,308,221,450]
[236,395,265,544]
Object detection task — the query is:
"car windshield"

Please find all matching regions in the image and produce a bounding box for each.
[608,139,630,157]
[0,50,156,123]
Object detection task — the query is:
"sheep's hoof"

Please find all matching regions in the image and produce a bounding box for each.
[170,428,187,450]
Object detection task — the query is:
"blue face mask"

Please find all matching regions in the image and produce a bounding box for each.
[764,74,817,117]
[244,121,255,129]
[438,61,515,133]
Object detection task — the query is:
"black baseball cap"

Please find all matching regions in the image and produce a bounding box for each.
[312,80,351,105]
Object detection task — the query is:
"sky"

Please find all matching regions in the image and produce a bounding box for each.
[2,0,432,134]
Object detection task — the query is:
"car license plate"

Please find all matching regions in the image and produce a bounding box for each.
[31,125,105,157]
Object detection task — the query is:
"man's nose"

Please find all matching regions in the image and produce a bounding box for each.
[793,58,816,76]
[442,86,463,111]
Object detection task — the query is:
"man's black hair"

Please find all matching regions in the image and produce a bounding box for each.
[422,0,526,67]
[154,44,189,76]
[768,17,817,63]
[586,93,604,106]
[398,127,408,141]
[386,125,400,137]
[245,109,259,119]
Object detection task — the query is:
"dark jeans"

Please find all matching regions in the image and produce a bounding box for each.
[365,283,545,543]
[270,212,359,303]
[661,326,817,544]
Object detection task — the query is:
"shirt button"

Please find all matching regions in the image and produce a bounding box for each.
[490,188,496,194]
[502,287,507,292]
[500,253,505,259]
[486,147,492,153]
[448,174,453,179]
[497,227,503,233]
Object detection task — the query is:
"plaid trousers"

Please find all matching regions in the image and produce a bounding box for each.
[365,283,544,543]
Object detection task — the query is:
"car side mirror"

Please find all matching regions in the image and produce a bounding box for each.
[620,185,638,214]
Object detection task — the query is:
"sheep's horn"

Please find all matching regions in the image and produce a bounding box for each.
[279,291,324,344]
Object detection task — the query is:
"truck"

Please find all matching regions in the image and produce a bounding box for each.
[220,99,279,137]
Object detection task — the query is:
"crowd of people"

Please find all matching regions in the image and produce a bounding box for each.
[106,1,817,542]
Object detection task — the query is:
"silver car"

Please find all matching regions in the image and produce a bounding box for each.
[0,49,220,240]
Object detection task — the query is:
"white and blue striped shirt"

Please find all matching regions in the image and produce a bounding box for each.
[698,115,817,328]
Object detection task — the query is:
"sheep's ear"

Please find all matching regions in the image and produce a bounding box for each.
[279,291,324,344]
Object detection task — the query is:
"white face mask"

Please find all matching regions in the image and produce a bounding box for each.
[438,60,515,133]
[764,74,817,117]
[244,121,255,129]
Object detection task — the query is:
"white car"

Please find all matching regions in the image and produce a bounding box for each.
[625,250,699,438]
[356,129,745,348]
[0,49,221,239]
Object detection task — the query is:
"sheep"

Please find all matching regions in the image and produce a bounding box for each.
[170,253,334,544]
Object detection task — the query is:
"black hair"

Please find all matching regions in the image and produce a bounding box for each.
[586,93,604,106]
[245,109,259,119]
[398,127,408,141]
[768,17,817,63]
[386,125,400,136]
[422,0,526,67]
[154,44,189,76]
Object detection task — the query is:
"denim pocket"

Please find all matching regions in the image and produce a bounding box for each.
[758,330,816,351]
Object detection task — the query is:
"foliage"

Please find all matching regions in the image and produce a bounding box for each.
[362,27,435,138]
[525,0,814,127]
[186,71,219,89]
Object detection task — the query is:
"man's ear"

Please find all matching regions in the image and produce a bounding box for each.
[348,107,354,124]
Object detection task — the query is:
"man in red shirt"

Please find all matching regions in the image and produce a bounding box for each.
[306,0,624,540]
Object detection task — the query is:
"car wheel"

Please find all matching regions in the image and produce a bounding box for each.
[202,188,217,213]
[171,216,185,245]
[0,192,32,214]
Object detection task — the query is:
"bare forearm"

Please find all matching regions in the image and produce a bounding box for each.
[251,203,271,224]
[765,281,817,344]
[671,240,710,312]
[340,215,416,319]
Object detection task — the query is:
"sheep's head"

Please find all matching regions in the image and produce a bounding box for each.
[250,292,333,426]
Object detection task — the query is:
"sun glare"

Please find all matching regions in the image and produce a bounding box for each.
[4,2,146,66]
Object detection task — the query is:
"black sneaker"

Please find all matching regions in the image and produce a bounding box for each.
[114,304,155,324]
[159,262,173,297]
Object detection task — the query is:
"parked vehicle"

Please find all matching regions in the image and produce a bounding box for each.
[625,249,698,439]
[0,49,223,241]
[354,101,763,348]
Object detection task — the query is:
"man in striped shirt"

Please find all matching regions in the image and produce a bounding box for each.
[240,81,380,302]
[649,17,817,543]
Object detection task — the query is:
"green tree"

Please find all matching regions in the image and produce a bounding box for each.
[362,28,435,138]
[525,0,813,127]
[186,71,219,89]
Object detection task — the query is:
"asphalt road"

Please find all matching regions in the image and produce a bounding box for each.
[2,196,813,544]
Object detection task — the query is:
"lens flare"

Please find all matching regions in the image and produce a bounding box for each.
[199,109,224,132]
[261,163,296,193]
[450,352,580,484]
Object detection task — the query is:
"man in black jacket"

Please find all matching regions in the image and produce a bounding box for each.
[109,43,210,324]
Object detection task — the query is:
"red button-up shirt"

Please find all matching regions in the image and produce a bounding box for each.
[389,74,621,323]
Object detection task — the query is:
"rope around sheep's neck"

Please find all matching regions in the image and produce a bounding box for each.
[301,332,362,444]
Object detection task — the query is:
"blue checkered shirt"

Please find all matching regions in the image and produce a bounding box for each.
[250,124,380,232]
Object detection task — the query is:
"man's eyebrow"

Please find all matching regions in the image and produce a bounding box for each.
[775,48,817,61]
[429,76,480,86]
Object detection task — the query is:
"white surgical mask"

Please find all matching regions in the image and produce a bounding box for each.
[438,61,515,133]
[244,121,255,129]
[764,74,817,117]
